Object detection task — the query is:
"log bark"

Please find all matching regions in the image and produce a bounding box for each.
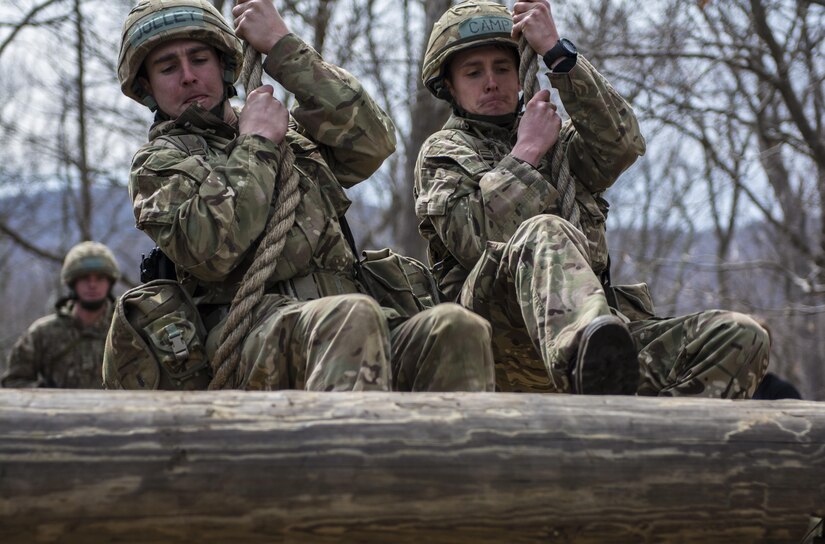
[0,389,822,543]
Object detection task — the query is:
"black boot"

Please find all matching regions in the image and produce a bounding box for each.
[571,315,639,395]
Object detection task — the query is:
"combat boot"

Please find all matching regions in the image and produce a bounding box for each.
[570,315,639,395]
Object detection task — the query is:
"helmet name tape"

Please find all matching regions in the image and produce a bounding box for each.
[77,257,107,270]
[129,7,206,49]
[458,16,512,39]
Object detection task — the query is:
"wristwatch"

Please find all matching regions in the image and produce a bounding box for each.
[543,38,578,73]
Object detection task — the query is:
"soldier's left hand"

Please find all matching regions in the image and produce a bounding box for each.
[239,85,289,143]
[512,89,562,166]
[512,1,559,56]
[233,0,291,54]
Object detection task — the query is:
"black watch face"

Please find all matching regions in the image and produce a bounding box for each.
[561,38,578,55]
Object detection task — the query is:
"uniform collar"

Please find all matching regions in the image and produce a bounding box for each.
[149,102,239,149]
[56,299,113,329]
[443,112,517,140]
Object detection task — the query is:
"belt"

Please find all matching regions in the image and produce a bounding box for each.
[201,271,361,331]
[269,270,361,300]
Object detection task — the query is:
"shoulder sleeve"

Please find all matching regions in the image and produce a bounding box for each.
[129,133,282,282]
[263,34,396,188]
[549,55,646,192]
[2,319,48,388]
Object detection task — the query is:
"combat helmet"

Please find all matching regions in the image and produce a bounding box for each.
[422,1,517,100]
[117,0,243,110]
[61,242,121,287]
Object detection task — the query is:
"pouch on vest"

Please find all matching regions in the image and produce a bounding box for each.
[358,249,442,318]
[609,283,656,322]
[103,279,211,390]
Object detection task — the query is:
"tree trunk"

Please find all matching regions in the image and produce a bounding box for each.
[0,390,822,543]
[396,0,453,260]
[73,0,93,241]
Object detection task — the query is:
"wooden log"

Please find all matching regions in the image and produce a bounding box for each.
[0,389,822,543]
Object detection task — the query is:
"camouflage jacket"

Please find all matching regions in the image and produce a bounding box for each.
[129,34,396,306]
[414,56,646,301]
[2,299,112,388]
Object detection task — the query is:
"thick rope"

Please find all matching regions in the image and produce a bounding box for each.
[239,42,264,92]
[208,44,302,390]
[518,36,580,230]
[518,36,541,104]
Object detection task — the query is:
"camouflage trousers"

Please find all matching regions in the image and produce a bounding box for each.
[459,215,769,397]
[630,310,769,398]
[206,294,494,392]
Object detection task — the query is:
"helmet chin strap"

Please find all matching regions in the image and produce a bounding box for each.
[209,97,227,119]
[212,81,237,117]
[77,298,108,311]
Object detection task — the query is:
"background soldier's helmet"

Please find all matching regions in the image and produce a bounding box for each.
[422,1,517,100]
[61,242,121,286]
[117,0,243,109]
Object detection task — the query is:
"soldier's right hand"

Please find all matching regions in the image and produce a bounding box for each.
[512,89,561,167]
[239,85,288,144]
[233,0,291,53]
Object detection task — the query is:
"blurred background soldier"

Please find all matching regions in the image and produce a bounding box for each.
[2,241,120,388]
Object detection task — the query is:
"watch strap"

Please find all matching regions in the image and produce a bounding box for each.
[543,38,578,72]
[551,56,577,73]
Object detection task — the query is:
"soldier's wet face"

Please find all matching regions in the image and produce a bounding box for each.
[445,45,520,116]
[140,38,225,118]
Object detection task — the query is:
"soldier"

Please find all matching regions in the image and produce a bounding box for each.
[415,0,770,396]
[107,0,494,392]
[3,242,119,388]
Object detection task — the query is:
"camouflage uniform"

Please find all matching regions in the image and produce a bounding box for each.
[3,241,119,389]
[116,1,494,392]
[2,300,113,389]
[416,4,768,396]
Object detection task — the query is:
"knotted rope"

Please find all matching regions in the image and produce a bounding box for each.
[208,43,302,390]
[517,36,580,230]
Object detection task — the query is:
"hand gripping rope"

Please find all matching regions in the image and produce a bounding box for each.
[518,35,580,231]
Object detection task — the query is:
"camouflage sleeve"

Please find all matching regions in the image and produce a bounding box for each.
[129,134,283,282]
[263,33,397,188]
[415,132,559,270]
[549,55,646,192]
[2,326,43,388]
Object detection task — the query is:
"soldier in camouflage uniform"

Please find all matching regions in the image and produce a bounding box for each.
[2,242,120,388]
[415,0,770,397]
[108,0,494,392]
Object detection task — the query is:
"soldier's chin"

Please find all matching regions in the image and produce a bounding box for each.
[78,298,107,311]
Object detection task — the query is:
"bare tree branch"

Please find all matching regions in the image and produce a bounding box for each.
[749,0,825,166]
[0,0,67,60]
[0,219,63,263]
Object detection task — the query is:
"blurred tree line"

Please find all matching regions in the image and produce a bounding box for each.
[1,0,822,398]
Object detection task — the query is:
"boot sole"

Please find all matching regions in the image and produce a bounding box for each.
[574,319,639,395]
